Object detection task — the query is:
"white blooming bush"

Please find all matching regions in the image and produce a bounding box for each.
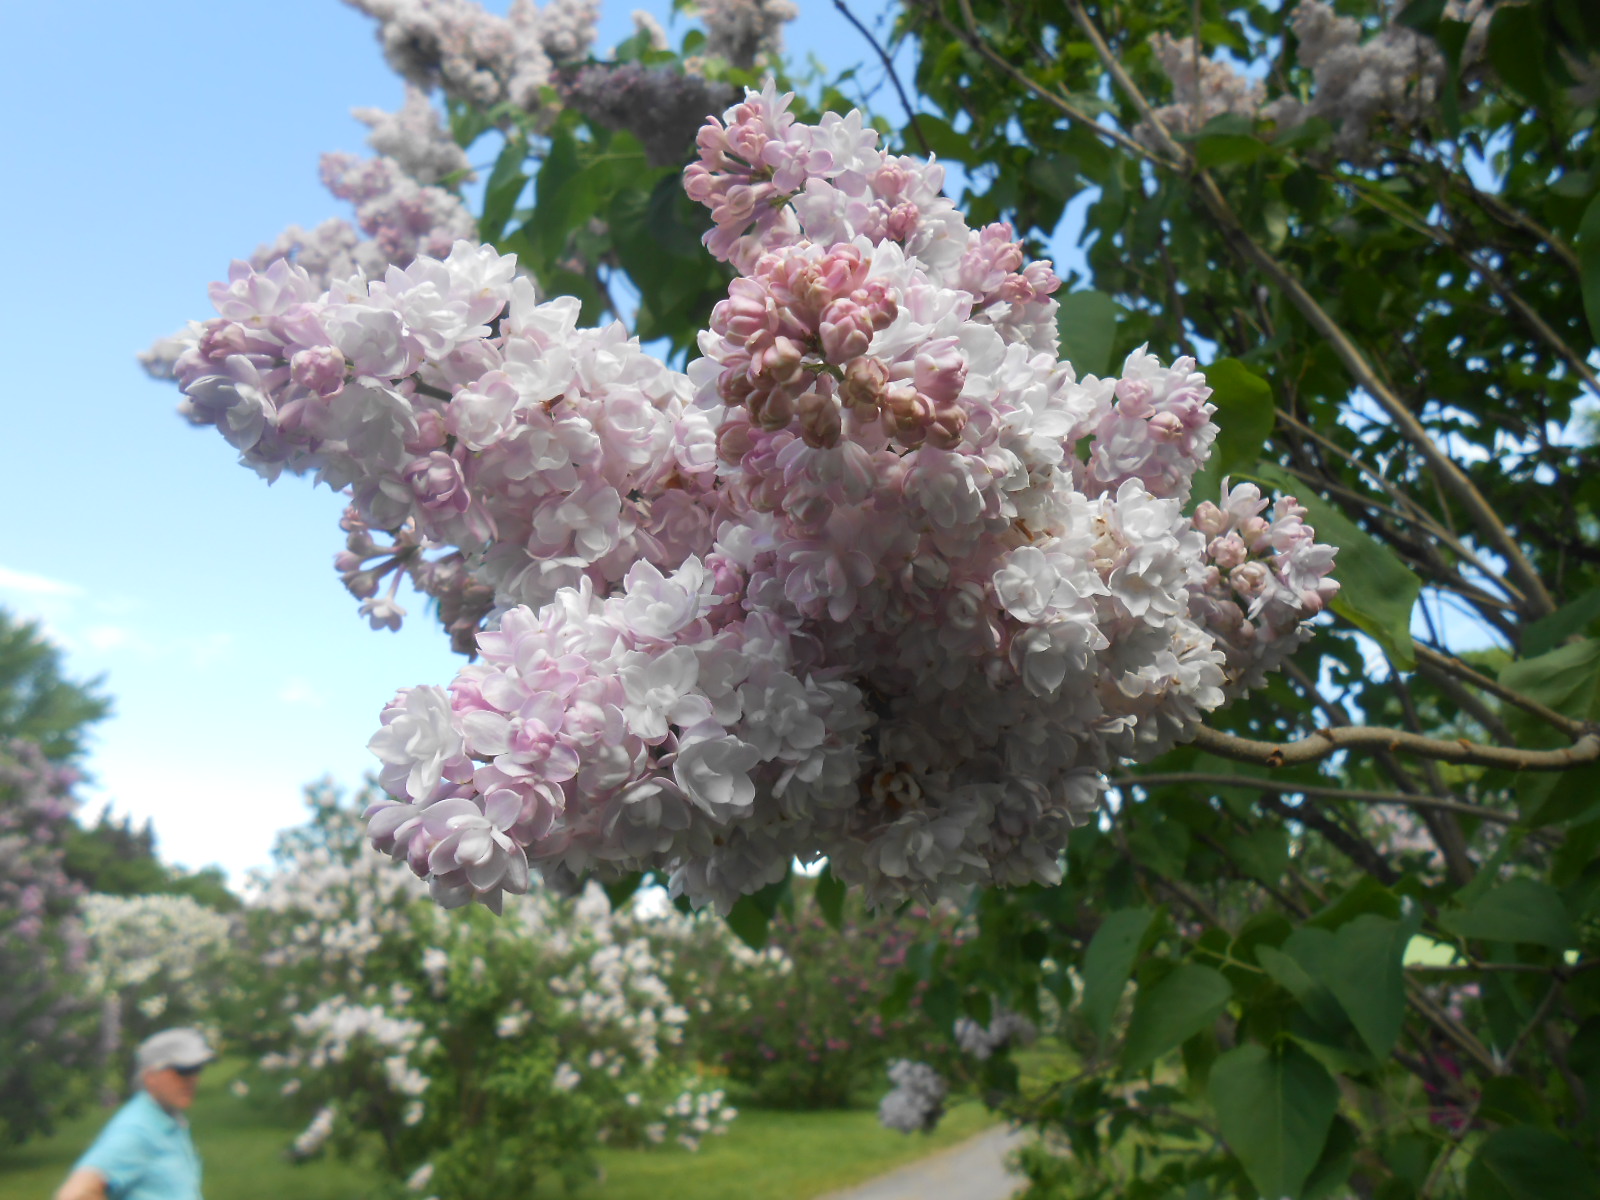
[80,892,237,1074]
[240,786,732,1197]
[167,83,1337,922]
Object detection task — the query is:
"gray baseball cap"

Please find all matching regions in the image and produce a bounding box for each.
[135,1028,215,1074]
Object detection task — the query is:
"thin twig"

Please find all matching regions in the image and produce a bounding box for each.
[947,0,1174,168]
[1116,773,1519,827]
[834,0,931,157]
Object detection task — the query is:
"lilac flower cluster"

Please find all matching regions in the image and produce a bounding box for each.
[1143,33,1265,141]
[695,0,797,69]
[0,740,94,1143]
[1145,2,1489,157]
[952,1006,1037,1060]
[171,87,1337,914]
[560,63,739,167]
[82,893,235,1047]
[353,86,475,186]
[877,1058,947,1133]
[140,91,475,380]
[343,0,599,110]
[1188,483,1339,697]
[1265,0,1445,155]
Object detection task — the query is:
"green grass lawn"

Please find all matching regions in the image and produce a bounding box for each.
[0,1059,996,1200]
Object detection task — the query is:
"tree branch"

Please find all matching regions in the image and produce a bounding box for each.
[1187,722,1600,772]
[1413,644,1587,738]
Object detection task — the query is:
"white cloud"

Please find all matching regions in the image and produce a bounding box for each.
[278,677,326,707]
[185,631,235,669]
[83,625,141,653]
[0,564,84,597]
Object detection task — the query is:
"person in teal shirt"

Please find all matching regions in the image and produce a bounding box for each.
[55,1028,213,1200]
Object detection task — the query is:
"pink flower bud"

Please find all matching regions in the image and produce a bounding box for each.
[1192,501,1228,537]
[1229,561,1272,601]
[290,345,347,396]
[716,415,755,464]
[1114,376,1153,411]
[886,202,921,241]
[841,356,888,411]
[748,385,797,430]
[405,409,448,454]
[797,393,842,449]
[404,451,471,516]
[1208,534,1248,571]
[818,298,874,364]
[713,279,779,345]
[1147,411,1185,441]
[752,336,806,385]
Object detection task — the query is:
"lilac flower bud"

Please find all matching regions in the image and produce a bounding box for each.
[290,345,346,396]
[404,409,447,454]
[403,452,471,517]
[840,357,888,412]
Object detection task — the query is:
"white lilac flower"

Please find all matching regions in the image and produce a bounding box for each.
[878,1060,947,1133]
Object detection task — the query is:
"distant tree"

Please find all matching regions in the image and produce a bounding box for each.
[62,812,240,913]
[0,609,110,764]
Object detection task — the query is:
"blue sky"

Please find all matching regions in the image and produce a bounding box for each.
[0,0,943,881]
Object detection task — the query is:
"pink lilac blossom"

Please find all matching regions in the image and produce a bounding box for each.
[170,88,1338,914]
[142,94,477,380]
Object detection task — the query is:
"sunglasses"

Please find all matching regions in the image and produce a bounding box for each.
[172,1065,204,1078]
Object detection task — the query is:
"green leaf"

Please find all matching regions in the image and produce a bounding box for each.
[813,864,845,930]
[1210,1042,1338,1200]
[1519,763,1600,827]
[1307,875,1403,930]
[1191,359,1274,509]
[1581,193,1600,350]
[1396,0,1447,33]
[1056,290,1119,379]
[1441,878,1580,950]
[1466,1128,1600,1200]
[900,113,971,162]
[1081,907,1155,1037]
[724,873,791,951]
[602,872,644,909]
[1193,131,1268,169]
[1122,963,1232,1072]
[1487,4,1553,109]
[1253,463,1420,669]
[1523,589,1600,656]
[1260,943,1352,1035]
[1226,827,1290,886]
[1499,637,1600,720]
[1303,1117,1358,1200]
[478,132,529,245]
[1300,914,1414,1058]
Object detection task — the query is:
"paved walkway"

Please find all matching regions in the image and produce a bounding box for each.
[814,1125,1029,1200]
